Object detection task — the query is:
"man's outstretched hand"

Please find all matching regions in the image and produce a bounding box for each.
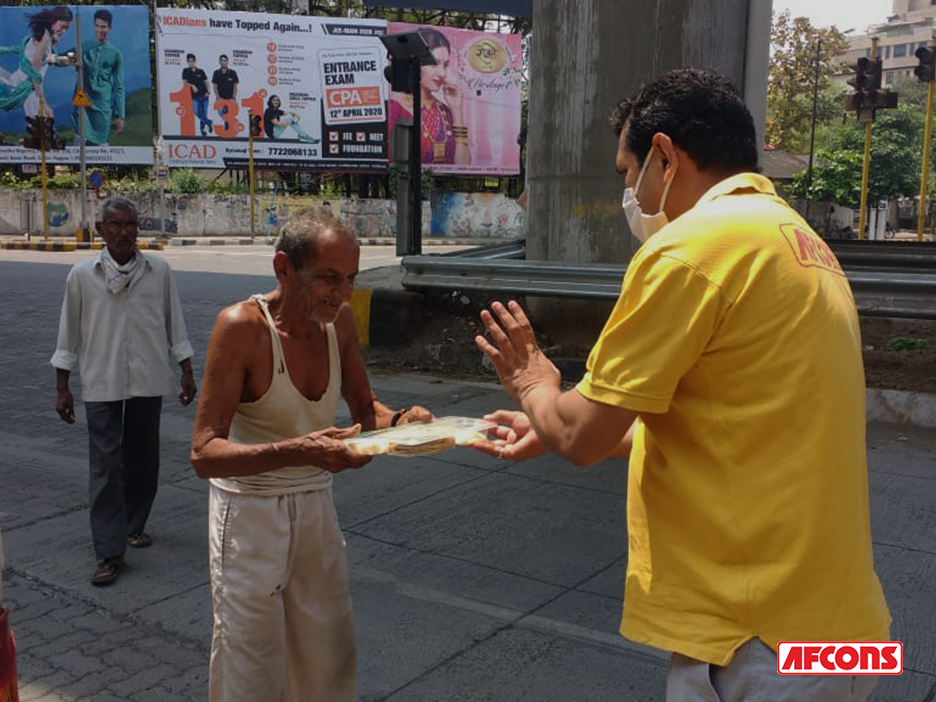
[474,300,561,405]
[472,410,547,462]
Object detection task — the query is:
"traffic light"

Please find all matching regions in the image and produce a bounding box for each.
[915,46,936,82]
[866,89,899,110]
[863,58,882,91]
[22,116,65,150]
[249,113,262,138]
[41,116,65,150]
[22,115,42,149]
[847,57,870,92]
[383,60,415,93]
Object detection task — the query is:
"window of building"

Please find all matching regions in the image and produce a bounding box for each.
[885,71,894,85]
[885,44,891,58]
[894,43,908,57]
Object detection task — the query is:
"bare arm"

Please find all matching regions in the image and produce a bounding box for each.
[190,304,369,479]
[336,304,432,430]
[336,304,377,431]
[477,301,637,466]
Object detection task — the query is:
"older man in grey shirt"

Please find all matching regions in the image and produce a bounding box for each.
[52,196,197,586]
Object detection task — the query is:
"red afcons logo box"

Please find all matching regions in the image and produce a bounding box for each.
[777,642,903,675]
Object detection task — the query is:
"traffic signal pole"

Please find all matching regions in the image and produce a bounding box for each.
[917,40,936,242]
[248,110,256,239]
[38,101,49,238]
[857,38,878,242]
[75,11,89,242]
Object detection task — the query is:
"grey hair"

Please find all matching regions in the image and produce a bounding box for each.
[275,207,358,270]
[97,195,138,222]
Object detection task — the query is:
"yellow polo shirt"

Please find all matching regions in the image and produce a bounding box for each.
[577,173,890,665]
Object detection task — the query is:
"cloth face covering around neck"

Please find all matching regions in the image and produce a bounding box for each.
[101,246,142,295]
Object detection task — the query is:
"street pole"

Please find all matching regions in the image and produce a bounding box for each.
[805,38,821,224]
[857,37,878,242]
[75,10,89,242]
[918,40,936,243]
[39,99,49,238]
[409,56,422,255]
[248,111,256,239]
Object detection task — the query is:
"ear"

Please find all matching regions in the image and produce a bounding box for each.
[651,133,679,181]
[272,250,291,282]
[94,221,104,235]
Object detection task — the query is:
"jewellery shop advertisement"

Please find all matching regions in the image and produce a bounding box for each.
[387,22,523,176]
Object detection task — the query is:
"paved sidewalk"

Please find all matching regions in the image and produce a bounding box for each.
[0,234,496,250]
[1,263,935,702]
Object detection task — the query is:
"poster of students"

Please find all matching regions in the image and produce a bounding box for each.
[0,5,153,165]
[155,9,389,170]
[386,22,523,176]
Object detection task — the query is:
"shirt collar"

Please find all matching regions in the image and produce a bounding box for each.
[697,172,777,206]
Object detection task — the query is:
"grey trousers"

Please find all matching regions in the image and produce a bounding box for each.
[666,638,879,702]
[85,397,162,561]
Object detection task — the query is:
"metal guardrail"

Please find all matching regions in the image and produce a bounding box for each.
[402,239,936,320]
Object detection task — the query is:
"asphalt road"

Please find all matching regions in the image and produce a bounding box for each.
[0,252,934,702]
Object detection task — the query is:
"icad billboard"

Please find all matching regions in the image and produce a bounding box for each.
[155,9,389,171]
[0,5,153,165]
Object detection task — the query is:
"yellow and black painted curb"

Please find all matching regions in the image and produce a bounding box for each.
[349,288,425,348]
[1,241,164,251]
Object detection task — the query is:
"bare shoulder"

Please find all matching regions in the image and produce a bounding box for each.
[216,298,265,332]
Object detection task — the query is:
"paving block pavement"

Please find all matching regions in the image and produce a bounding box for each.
[1,261,935,701]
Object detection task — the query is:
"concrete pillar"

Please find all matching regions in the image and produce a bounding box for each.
[525,0,770,344]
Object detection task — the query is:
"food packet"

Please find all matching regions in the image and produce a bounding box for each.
[346,416,495,456]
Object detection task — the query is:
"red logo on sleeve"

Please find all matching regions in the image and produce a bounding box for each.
[779,224,845,276]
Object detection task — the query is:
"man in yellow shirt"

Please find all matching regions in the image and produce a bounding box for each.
[475,68,890,701]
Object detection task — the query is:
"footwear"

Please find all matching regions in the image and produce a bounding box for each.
[90,556,126,586]
[126,532,152,548]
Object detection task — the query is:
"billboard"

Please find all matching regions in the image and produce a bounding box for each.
[387,23,523,176]
[155,9,389,171]
[0,5,154,165]
[365,0,532,17]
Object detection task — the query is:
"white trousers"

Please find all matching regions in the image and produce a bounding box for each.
[208,485,356,702]
[667,638,879,702]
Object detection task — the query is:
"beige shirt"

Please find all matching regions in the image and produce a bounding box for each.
[50,250,193,402]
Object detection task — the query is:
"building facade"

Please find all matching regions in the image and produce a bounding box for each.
[836,0,936,87]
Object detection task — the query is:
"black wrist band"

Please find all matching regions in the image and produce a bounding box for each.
[390,409,405,427]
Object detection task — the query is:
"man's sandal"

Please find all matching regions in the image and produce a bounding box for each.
[126,532,152,548]
[90,556,126,586]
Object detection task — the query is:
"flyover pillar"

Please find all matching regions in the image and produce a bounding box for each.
[525,0,770,344]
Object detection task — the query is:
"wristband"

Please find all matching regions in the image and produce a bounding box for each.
[390,409,405,427]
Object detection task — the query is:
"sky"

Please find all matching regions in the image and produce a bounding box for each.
[772,0,893,33]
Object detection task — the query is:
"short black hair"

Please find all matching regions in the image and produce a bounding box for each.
[611,68,758,173]
[186,53,196,62]
[93,9,112,26]
[219,54,228,61]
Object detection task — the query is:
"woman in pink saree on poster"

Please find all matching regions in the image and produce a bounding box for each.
[388,28,470,166]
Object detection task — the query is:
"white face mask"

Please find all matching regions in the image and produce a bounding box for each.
[621,148,677,243]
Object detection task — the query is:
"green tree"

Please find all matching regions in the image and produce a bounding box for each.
[790,106,923,206]
[767,10,849,152]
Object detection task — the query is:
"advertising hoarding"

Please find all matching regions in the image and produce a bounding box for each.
[155,9,389,171]
[0,5,153,165]
[387,22,522,176]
